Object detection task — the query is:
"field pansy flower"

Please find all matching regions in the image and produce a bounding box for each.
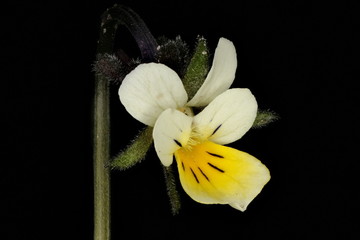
[118,37,270,211]
[153,89,270,211]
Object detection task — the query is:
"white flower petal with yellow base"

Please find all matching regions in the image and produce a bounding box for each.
[119,63,188,126]
[153,108,193,166]
[174,141,270,211]
[187,38,237,107]
[194,88,258,145]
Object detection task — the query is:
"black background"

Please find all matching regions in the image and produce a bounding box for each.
[3,0,358,239]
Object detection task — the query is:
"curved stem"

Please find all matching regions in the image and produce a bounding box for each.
[93,4,157,240]
[93,6,118,240]
[100,4,158,62]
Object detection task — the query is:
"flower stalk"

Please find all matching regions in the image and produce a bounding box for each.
[93,69,111,240]
[163,166,182,215]
[93,11,115,240]
[93,4,158,239]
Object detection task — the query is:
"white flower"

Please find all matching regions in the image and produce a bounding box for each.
[118,37,270,211]
[153,89,270,211]
[119,37,237,126]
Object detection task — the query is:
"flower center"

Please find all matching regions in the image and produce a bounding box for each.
[182,126,206,151]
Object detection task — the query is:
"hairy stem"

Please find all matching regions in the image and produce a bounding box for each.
[93,71,111,240]
[93,25,112,240]
[93,6,119,240]
[163,166,181,215]
[93,4,157,239]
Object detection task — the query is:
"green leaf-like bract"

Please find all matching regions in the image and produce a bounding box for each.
[252,109,279,128]
[182,36,209,100]
[111,127,153,170]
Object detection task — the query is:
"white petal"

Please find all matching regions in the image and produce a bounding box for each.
[153,109,193,166]
[187,38,237,107]
[193,88,257,145]
[119,63,188,126]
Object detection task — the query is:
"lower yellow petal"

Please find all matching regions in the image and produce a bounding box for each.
[174,141,270,211]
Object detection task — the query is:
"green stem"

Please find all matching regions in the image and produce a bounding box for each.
[93,7,117,240]
[163,166,181,215]
[93,4,157,239]
[93,72,111,240]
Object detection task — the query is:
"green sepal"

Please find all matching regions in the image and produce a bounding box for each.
[252,109,279,128]
[163,165,181,215]
[110,126,153,170]
[182,36,209,100]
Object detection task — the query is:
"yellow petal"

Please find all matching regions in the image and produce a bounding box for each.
[174,141,270,211]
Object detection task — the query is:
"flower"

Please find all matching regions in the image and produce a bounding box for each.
[118,37,270,211]
[153,89,270,211]
[118,37,237,126]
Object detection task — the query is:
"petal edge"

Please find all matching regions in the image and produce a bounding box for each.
[187,38,237,107]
